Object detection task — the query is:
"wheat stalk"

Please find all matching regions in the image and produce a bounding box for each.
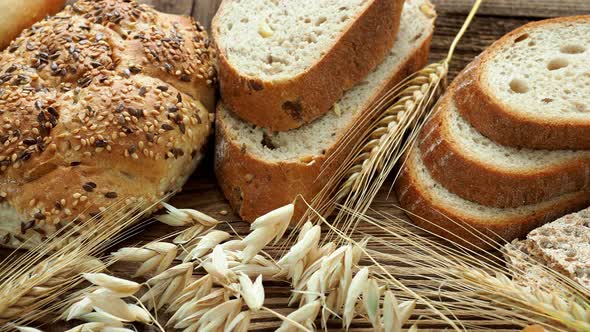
[0,198,155,330]
[303,0,482,243]
[341,208,590,331]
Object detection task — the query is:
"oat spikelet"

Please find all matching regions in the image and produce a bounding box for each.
[62,273,154,331]
[241,203,294,262]
[277,221,416,331]
[113,241,178,277]
[0,198,151,329]
[141,262,195,310]
[155,202,220,228]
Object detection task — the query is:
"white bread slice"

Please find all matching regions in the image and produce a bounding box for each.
[454,16,590,150]
[507,207,590,290]
[395,145,590,249]
[212,0,408,131]
[419,90,590,208]
[215,0,435,221]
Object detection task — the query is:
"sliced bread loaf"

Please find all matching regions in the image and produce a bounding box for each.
[394,146,590,249]
[212,0,407,131]
[419,91,590,208]
[215,0,435,221]
[505,207,590,290]
[454,16,590,150]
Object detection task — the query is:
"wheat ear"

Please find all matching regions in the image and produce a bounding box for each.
[0,198,154,330]
[305,0,482,242]
[345,208,590,331]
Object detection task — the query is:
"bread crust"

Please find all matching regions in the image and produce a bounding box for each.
[0,0,65,50]
[454,15,590,150]
[215,31,432,221]
[0,0,216,248]
[394,148,590,249]
[419,91,590,208]
[213,0,405,131]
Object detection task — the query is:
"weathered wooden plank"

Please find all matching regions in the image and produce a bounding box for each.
[432,0,590,18]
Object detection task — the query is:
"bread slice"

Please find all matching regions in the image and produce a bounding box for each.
[454,16,590,150]
[394,146,590,249]
[212,0,407,131]
[419,91,590,208]
[505,207,590,290]
[215,0,435,221]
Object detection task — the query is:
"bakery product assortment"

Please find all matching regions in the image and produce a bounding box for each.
[214,0,435,221]
[212,0,405,131]
[0,0,216,248]
[0,0,66,50]
[505,207,590,290]
[396,16,590,248]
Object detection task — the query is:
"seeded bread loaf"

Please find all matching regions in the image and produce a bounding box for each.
[505,207,590,290]
[394,146,590,249]
[212,0,406,131]
[215,0,435,221]
[454,16,590,150]
[419,90,590,208]
[0,0,216,249]
[0,0,65,50]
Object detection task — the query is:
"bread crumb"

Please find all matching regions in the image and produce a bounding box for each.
[219,210,228,216]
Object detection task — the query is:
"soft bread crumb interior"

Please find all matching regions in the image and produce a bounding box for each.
[484,19,590,119]
[215,0,372,80]
[219,0,433,161]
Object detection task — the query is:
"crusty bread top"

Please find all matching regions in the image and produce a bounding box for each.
[0,0,216,248]
[480,16,590,121]
[0,0,65,50]
[217,0,435,163]
[214,0,380,81]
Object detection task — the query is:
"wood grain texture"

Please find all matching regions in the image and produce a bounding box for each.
[432,0,590,17]
[5,1,589,331]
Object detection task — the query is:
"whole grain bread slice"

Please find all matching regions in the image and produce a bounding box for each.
[505,207,590,290]
[212,0,407,131]
[215,0,435,221]
[419,90,590,208]
[394,146,590,249]
[454,16,590,150]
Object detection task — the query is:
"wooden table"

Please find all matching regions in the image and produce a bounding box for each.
[10,0,590,331]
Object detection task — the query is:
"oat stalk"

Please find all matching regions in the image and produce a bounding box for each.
[343,208,590,331]
[0,198,153,330]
